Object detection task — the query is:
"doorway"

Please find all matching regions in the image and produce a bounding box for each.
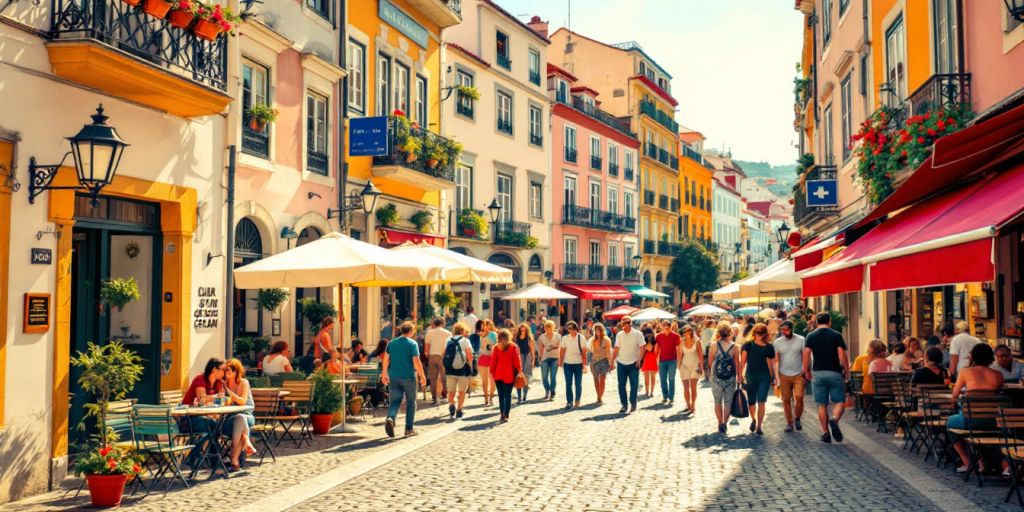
[69,195,162,444]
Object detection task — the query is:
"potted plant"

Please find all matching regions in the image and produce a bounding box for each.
[524,235,539,249]
[309,370,344,434]
[299,298,337,335]
[410,210,433,233]
[100,277,140,312]
[375,203,400,228]
[142,0,173,19]
[168,0,197,28]
[457,208,488,239]
[399,136,421,163]
[456,85,480,101]
[433,288,459,316]
[418,137,442,168]
[443,139,463,168]
[70,342,145,507]
[256,288,289,315]
[233,336,270,367]
[192,2,239,41]
[246,103,278,132]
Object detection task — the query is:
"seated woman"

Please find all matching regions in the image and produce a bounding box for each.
[181,358,226,467]
[368,339,388,362]
[852,339,887,396]
[325,348,344,375]
[904,337,924,369]
[262,341,293,375]
[867,341,893,376]
[346,340,370,365]
[947,343,1005,476]
[222,358,256,470]
[886,341,908,371]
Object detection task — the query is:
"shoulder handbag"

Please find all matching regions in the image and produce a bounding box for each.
[730,384,750,418]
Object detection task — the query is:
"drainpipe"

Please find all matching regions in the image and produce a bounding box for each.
[955,0,965,73]
[338,0,349,232]
[225,144,236,358]
[810,13,819,124]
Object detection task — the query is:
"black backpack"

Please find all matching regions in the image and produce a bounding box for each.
[713,341,736,380]
[443,337,467,373]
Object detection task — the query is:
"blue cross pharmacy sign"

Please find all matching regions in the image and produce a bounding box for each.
[806,179,839,207]
[349,116,388,157]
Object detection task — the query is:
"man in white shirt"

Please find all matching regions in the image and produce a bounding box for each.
[558,321,589,410]
[947,321,981,377]
[423,317,452,404]
[774,321,807,432]
[613,316,646,414]
[458,306,479,333]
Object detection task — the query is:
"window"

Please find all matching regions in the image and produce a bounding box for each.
[496,31,511,69]
[564,238,577,264]
[625,150,635,177]
[608,186,618,215]
[529,105,543,146]
[393,62,410,114]
[624,192,634,219]
[589,181,601,209]
[529,254,542,272]
[608,143,619,173]
[840,74,852,161]
[932,0,958,74]
[414,75,428,126]
[306,91,329,174]
[823,103,834,165]
[839,0,849,16]
[376,54,391,116]
[564,125,577,162]
[589,241,601,265]
[346,40,365,113]
[590,136,601,170]
[241,59,269,157]
[642,218,649,240]
[556,79,568,103]
[307,0,329,20]
[455,163,472,212]
[822,0,831,45]
[608,244,619,267]
[859,53,869,95]
[496,174,512,222]
[456,70,474,118]
[625,245,634,266]
[529,182,542,219]
[528,49,541,85]
[564,175,577,206]
[496,91,513,135]
[885,16,907,103]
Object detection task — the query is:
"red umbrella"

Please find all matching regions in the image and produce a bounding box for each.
[603,305,639,321]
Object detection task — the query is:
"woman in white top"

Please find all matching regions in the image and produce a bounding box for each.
[261,341,293,375]
[477,319,498,406]
[537,320,561,401]
[678,325,704,414]
[589,324,613,405]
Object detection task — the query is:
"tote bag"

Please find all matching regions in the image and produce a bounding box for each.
[730,386,750,418]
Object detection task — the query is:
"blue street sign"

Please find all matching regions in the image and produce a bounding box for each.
[806,179,839,207]
[349,116,388,157]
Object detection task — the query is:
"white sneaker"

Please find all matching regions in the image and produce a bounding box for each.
[955,464,969,474]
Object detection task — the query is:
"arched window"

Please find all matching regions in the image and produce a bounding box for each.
[528,254,542,272]
[487,253,521,288]
[643,271,651,288]
[235,218,263,259]
[297,227,321,247]
[655,271,663,287]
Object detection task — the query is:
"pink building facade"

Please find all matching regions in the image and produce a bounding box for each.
[548,65,641,313]
[963,1,1024,116]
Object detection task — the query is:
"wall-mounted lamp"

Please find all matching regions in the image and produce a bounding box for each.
[280,226,298,240]
[307,191,322,200]
[206,252,224,268]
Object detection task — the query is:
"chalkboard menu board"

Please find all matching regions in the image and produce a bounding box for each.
[24,293,50,333]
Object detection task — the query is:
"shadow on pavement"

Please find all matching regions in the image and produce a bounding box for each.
[459,422,499,432]
[324,437,391,453]
[680,432,751,453]
[582,412,624,422]
[659,411,693,423]
[528,407,572,417]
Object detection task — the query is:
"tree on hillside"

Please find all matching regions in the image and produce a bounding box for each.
[667,241,720,298]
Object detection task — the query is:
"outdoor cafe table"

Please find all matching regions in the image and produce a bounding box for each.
[171,404,252,479]
[335,379,362,433]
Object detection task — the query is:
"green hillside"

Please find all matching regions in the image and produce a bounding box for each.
[733,159,797,198]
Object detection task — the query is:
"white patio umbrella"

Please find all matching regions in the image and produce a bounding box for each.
[683,304,729,316]
[389,243,513,284]
[711,281,740,301]
[737,259,802,297]
[630,307,677,322]
[501,283,577,301]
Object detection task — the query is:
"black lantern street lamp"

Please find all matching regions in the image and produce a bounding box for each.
[487,198,502,223]
[1005,0,1024,22]
[776,221,791,245]
[29,104,129,206]
[632,254,643,270]
[327,180,382,225]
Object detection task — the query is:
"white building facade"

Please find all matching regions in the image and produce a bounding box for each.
[712,178,742,279]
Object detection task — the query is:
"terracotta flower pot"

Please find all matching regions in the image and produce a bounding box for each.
[426,158,439,168]
[168,9,195,29]
[86,474,129,507]
[310,413,333,435]
[405,152,417,163]
[192,19,222,41]
[122,0,142,6]
[248,117,267,132]
[142,0,172,19]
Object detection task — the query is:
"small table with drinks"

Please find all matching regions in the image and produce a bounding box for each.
[172,400,252,479]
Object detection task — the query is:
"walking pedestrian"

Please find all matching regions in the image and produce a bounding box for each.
[700,319,715,382]
[458,306,479,334]
[478,319,497,406]
[537,320,560,401]
[655,321,681,404]
[514,323,538,403]
[708,321,739,434]
[444,323,474,419]
[739,324,776,435]
[589,323,612,405]
[613,316,645,414]
[678,325,703,414]
[382,321,427,438]
[640,328,659,397]
[774,320,807,432]
[490,329,523,423]
[558,321,589,410]
[803,312,849,444]
[424,317,451,404]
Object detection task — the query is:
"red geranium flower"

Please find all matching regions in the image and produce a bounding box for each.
[917,137,926,144]
[947,118,956,126]
[107,458,117,469]
[936,120,946,130]
[99,446,112,457]
[393,109,406,117]
[927,129,937,137]
[132,463,142,474]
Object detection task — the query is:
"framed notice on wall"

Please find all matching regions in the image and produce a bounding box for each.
[24,293,50,333]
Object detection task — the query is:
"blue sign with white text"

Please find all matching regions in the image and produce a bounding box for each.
[349,116,389,157]
[379,0,429,49]
[805,179,839,207]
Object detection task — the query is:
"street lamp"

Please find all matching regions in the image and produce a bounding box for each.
[775,221,791,245]
[487,198,502,223]
[29,104,129,206]
[1005,0,1024,22]
[327,180,382,226]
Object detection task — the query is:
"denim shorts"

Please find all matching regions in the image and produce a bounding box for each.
[812,371,846,405]
[946,413,996,442]
[744,374,771,404]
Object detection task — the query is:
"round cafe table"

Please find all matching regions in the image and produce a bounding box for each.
[172,404,252,479]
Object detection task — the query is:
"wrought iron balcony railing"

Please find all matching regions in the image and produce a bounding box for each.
[562,263,586,280]
[624,167,635,181]
[497,118,513,135]
[497,54,511,70]
[587,264,605,280]
[644,142,659,160]
[564,147,577,163]
[562,205,635,233]
[670,198,679,212]
[590,156,602,171]
[307,147,329,175]
[639,100,679,132]
[643,190,655,206]
[373,117,458,183]
[529,70,541,85]
[50,0,228,91]
[563,97,636,138]
[658,194,669,210]
[681,144,703,163]
[608,162,619,176]
[242,120,269,159]
[623,267,639,282]
[453,209,489,240]
[658,240,680,256]
[456,102,474,118]
[493,220,532,247]
[530,133,543,146]
[643,239,656,254]
[606,265,624,281]
[909,73,971,116]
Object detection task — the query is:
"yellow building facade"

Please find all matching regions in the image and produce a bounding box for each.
[678,130,713,246]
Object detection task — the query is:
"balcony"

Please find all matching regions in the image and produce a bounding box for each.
[670,198,679,212]
[456,102,474,118]
[562,263,586,280]
[307,146,328,175]
[562,205,635,233]
[405,0,462,28]
[658,194,669,210]
[529,70,541,86]
[670,155,679,169]
[793,165,839,227]
[493,220,533,247]
[644,142,659,160]
[909,73,971,116]
[47,0,230,118]
[497,53,512,70]
[658,148,671,167]
[639,99,679,133]
[530,133,543,146]
[681,144,703,163]
[564,147,578,163]
[587,264,605,280]
[606,266,624,281]
[624,167,635,181]
[373,117,457,190]
[590,155,603,171]
[608,162,619,177]
[242,121,269,159]
[623,267,639,281]
[643,190,655,206]
[454,209,489,241]
[643,239,656,254]
[658,240,680,256]
[562,97,636,138]
[497,118,513,135]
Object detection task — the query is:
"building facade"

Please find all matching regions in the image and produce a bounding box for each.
[677,130,713,248]
[711,178,742,281]
[443,2,551,321]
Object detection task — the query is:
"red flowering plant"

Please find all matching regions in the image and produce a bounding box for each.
[850,105,971,205]
[73,444,142,477]
[195,2,241,35]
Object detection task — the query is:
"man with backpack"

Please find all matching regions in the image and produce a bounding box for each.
[443,323,475,419]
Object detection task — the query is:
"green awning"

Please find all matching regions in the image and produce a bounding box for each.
[626,285,670,298]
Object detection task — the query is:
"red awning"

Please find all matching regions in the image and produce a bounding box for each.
[802,161,1024,296]
[858,102,1024,227]
[558,284,633,300]
[792,235,838,272]
[603,305,639,321]
[379,228,445,247]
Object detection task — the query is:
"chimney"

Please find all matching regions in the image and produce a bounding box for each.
[528,16,549,38]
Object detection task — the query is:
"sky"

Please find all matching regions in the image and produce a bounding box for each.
[504,0,803,165]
